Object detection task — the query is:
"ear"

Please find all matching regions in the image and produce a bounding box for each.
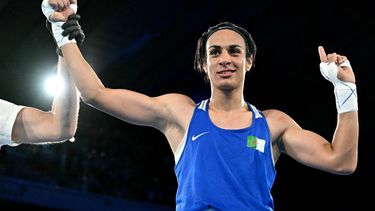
[246,57,253,72]
[203,62,208,73]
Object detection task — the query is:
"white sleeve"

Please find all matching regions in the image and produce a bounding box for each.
[0,99,24,148]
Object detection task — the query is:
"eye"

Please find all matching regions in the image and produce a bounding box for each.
[209,48,221,57]
[229,48,241,55]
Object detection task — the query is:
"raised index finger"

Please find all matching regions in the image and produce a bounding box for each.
[318,46,328,62]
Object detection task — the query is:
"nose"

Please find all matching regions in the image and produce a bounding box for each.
[219,51,231,66]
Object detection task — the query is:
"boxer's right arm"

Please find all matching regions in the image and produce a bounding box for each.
[61,43,182,131]
[43,0,193,132]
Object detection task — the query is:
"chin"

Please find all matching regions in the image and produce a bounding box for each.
[210,76,243,90]
[216,81,237,91]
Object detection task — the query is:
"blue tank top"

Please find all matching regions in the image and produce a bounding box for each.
[174,99,276,211]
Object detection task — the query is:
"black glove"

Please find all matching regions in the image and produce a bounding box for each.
[62,14,85,46]
[46,14,85,57]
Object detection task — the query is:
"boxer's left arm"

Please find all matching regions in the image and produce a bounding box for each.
[273,46,358,175]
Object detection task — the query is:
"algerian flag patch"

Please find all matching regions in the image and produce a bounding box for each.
[247,136,265,153]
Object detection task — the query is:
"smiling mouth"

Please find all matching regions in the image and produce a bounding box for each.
[217,69,236,77]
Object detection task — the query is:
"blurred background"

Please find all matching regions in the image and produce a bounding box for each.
[0,0,373,210]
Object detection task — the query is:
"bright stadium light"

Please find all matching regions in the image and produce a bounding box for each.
[44,74,65,97]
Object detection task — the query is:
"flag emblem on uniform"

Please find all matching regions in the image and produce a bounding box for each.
[247,136,265,153]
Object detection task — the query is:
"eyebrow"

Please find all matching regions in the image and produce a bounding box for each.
[208,44,243,49]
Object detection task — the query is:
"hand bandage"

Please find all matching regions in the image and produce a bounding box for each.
[320,61,358,113]
[41,0,78,47]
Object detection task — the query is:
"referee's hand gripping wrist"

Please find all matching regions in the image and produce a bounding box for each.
[41,0,78,48]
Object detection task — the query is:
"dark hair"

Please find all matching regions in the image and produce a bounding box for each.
[194,22,257,74]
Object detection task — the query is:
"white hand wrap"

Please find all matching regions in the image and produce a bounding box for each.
[41,0,78,47]
[319,61,358,113]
